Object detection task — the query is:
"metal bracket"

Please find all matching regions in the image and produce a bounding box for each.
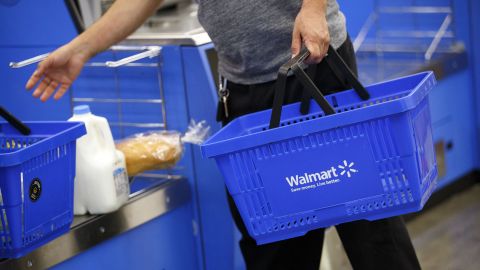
[105,46,161,67]
[9,46,162,68]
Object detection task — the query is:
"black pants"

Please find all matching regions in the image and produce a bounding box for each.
[219,38,421,270]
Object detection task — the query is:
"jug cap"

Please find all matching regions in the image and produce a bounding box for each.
[74,105,91,115]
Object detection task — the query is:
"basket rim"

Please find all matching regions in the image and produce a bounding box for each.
[202,71,436,158]
[0,121,86,167]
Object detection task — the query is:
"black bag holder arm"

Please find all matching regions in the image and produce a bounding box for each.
[269,45,370,129]
[0,106,31,135]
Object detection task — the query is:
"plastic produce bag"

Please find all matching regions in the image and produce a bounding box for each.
[116,120,210,177]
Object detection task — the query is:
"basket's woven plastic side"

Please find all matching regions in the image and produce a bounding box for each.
[0,137,43,154]
[0,139,76,258]
[345,115,417,220]
[205,73,438,244]
[219,101,436,243]
[411,97,437,206]
[0,189,16,252]
[0,136,43,253]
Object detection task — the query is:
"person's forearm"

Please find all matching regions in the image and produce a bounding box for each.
[71,0,163,59]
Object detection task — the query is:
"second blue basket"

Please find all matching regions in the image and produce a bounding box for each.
[0,121,86,258]
[202,48,438,244]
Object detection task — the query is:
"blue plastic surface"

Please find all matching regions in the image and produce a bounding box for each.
[202,72,438,244]
[0,121,85,258]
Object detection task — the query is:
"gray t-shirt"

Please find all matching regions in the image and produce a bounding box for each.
[198,0,347,84]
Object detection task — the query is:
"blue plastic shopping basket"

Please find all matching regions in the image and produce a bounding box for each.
[0,107,86,258]
[202,47,438,244]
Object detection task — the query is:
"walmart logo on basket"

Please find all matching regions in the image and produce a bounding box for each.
[338,160,358,178]
[285,160,358,191]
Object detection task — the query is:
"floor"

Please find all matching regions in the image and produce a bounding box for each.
[319,183,480,270]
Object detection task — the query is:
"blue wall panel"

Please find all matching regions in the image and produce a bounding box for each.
[1,47,72,121]
[337,0,374,38]
[0,1,77,121]
[0,0,77,46]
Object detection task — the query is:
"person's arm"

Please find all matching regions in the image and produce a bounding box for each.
[26,0,163,102]
[291,0,329,64]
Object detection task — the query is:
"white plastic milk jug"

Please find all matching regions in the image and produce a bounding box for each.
[69,105,130,215]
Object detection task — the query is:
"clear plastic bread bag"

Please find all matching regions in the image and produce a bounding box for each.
[116,120,210,177]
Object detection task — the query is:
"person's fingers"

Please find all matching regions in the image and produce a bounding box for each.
[304,40,323,64]
[320,35,330,60]
[26,58,52,90]
[320,39,329,58]
[26,70,43,90]
[291,24,302,58]
[40,80,60,102]
[53,84,70,100]
[32,77,51,98]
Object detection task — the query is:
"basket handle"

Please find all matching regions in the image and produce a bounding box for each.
[0,106,31,135]
[269,45,370,129]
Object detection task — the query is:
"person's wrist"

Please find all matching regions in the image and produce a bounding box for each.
[70,37,97,63]
[302,0,326,10]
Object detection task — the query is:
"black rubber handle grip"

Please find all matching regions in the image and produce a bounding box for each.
[269,45,370,129]
[0,106,31,135]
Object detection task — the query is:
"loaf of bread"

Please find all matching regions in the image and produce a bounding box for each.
[116,132,182,177]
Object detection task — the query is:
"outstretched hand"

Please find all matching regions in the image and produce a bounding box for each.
[24,0,165,102]
[25,44,90,102]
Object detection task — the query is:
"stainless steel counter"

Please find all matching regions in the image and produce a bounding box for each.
[0,176,190,270]
[124,3,211,46]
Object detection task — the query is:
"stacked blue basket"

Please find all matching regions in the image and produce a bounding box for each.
[202,48,438,244]
[0,121,85,258]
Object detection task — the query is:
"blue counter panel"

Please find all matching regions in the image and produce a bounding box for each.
[72,45,207,269]
[50,203,199,270]
[429,70,477,189]
[182,45,236,270]
[469,0,480,169]
[159,45,206,269]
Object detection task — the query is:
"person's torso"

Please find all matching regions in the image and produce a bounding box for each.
[197,0,347,85]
